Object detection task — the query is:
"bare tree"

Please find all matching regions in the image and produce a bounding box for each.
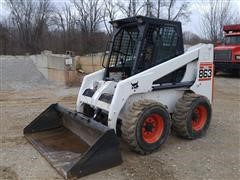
[0,21,9,55]
[233,13,240,24]
[145,0,153,17]
[157,0,161,18]
[168,0,189,21]
[72,0,102,34]
[200,0,235,42]
[1,0,111,55]
[146,0,190,21]
[117,0,145,17]
[5,0,53,53]
[71,0,105,54]
[102,0,118,35]
[142,0,191,20]
[183,31,204,45]
[51,3,77,51]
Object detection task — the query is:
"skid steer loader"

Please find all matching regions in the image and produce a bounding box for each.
[24,16,214,179]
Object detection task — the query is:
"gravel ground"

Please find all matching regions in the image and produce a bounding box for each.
[0,56,51,91]
[0,58,239,180]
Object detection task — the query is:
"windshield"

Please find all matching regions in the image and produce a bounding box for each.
[225,36,240,45]
[108,26,139,68]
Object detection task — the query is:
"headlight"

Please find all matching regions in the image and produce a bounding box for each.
[236,55,240,60]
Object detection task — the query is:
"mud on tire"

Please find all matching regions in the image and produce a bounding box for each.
[121,100,171,155]
[172,93,212,139]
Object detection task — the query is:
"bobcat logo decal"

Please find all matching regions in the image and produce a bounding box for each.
[131,81,139,90]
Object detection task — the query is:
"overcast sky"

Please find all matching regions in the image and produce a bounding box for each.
[1,0,240,37]
[182,0,240,35]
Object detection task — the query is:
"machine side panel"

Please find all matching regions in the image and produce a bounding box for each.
[190,45,214,103]
[108,44,212,130]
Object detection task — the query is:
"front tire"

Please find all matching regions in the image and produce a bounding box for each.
[121,100,171,155]
[172,93,212,139]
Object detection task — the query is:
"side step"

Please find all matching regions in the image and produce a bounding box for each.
[24,104,122,179]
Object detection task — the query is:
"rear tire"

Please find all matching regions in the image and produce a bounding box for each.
[172,93,212,139]
[121,100,170,155]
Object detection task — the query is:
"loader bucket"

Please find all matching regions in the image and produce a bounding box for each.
[24,104,122,179]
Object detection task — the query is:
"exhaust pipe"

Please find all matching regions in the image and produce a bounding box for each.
[24,104,122,179]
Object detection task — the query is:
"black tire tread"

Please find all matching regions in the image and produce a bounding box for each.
[172,93,210,139]
[121,100,168,155]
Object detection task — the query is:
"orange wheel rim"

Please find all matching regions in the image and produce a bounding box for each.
[141,114,164,144]
[192,105,207,131]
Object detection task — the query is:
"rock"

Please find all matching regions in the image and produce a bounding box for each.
[31,156,37,160]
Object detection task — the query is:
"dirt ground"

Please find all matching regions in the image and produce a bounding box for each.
[0,73,239,180]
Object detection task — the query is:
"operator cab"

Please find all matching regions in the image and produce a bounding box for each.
[103,16,185,84]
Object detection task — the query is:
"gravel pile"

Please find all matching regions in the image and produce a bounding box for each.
[0,56,51,91]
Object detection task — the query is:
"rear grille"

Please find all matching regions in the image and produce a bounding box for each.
[214,50,232,61]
